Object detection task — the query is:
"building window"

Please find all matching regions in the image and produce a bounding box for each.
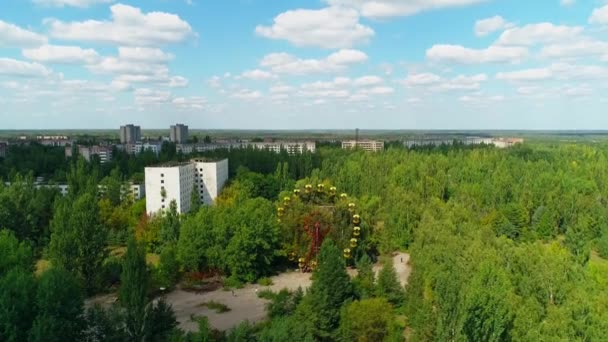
[162,205,165,209]
[161,198,165,203]
[161,180,164,184]
[161,173,164,177]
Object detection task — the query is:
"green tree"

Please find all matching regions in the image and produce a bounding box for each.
[375,257,404,306]
[0,268,37,342]
[158,243,181,288]
[0,229,33,274]
[598,227,608,259]
[120,238,149,341]
[564,218,591,265]
[338,298,395,342]
[353,254,375,299]
[29,267,85,342]
[48,192,108,294]
[462,263,514,342]
[295,239,354,340]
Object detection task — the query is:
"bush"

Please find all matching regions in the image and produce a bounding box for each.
[258,277,274,286]
[223,275,244,290]
[199,301,231,313]
[257,289,275,300]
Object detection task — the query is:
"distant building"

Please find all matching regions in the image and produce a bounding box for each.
[119,141,162,156]
[120,124,141,144]
[0,142,7,158]
[170,124,189,144]
[175,141,316,155]
[404,137,523,149]
[144,158,229,215]
[342,140,385,152]
[65,145,113,163]
[36,135,72,147]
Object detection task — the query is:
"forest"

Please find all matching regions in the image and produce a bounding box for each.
[1,140,608,341]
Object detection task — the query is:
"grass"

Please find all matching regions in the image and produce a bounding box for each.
[199,300,231,313]
[257,289,275,300]
[257,277,274,286]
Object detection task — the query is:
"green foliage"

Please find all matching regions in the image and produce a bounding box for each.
[29,267,85,342]
[353,254,375,299]
[200,300,231,313]
[120,238,149,341]
[0,229,34,274]
[462,262,514,342]
[0,268,37,342]
[565,217,592,265]
[49,192,108,294]
[375,257,404,306]
[264,288,302,319]
[598,228,608,259]
[258,277,274,286]
[295,239,354,340]
[226,321,257,342]
[338,298,395,342]
[157,243,181,288]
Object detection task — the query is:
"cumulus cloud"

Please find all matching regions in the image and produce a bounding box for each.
[496,63,608,82]
[255,6,374,49]
[173,96,205,109]
[0,58,51,77]
[33,0,114,7]
[0,20,47,48]
[475,16,512,36]
[134,88,172,105]
[404,72,487,91]
[118,47,173,63]
[403,72,442,86]
[46,4,194,46]
[232,89,263,100]
[496,68,553,82]
[426,44,528,64]
[353,75,384,87]
[22,44,100,64]
[324,0,487,18]
[560,0,575,6]
[241,69,277,80]
[260,49,368,75]
[589,4,608,25]
[540,39,608,59]
[496,23,583,46]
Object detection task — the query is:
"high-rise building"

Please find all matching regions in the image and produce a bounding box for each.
[170,124,189,144]
[0,142,8,158]
[145,158,228,215]
[120,124,141,144]
[65,145,113,163]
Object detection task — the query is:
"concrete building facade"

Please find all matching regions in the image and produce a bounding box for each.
[120,124,141,144]
[65,145,113,163]
[342,140,385,152]
[0,142,7,158]
[145,158,228,215]
[120,142,162,156]
[170,124,189,144]
[175,141,316,155]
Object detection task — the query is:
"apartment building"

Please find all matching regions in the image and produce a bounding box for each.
[170,124,189,144]
[120,124,141,144]
[176,141,316,155]
[119,141,162,156]
[144,158,229,215]
[0,142,7,158]
[65,145,113,163]
[342,140,385,152]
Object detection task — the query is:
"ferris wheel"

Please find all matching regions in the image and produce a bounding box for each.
[277,183,363,272]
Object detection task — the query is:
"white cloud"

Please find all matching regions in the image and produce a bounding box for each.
[232,89,263,100]
[270,85,294,93]
[22,44,100,64]
[241,69,277,80]
[260,49,368,75]
[353,75,384,87]
[33,0,114,7]
[118,47,173,63]
[207,76,222,89]
[540,39,608,59]
[0,20,47,48]
[496,23,583,46]
[173,96,205,109]
[169,76,188,88]
[46,4,194,46]
[324,0,487,18]
[90,56,166,75]
[0,58,51,77]
[560,0,575,6]
[360,86,394,94]
[589,4,608,25]
[437,74,487,91]
[496,63,608,82]
[496,68,553,82]
[475,16,512,36]
[427,44,528,64]
[255,6,374,49]
[404,72,441,86]
[134,88,172,105]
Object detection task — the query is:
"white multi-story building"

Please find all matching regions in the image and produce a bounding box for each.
[65,145,113,163]
[342,140,385,152]
[145,158,229,215]
[120,124,141,144]
[120,142,162,156]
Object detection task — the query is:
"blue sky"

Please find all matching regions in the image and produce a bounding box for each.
[1,0,608,129]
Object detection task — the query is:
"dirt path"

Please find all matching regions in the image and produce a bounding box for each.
[166,252,411,332]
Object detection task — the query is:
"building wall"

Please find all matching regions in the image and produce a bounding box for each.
[120,125,141,144]
[342,140,384,152]
[145,159,228,215]
[170,124,189,144]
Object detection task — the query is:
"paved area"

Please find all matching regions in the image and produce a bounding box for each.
[86,252,411,332]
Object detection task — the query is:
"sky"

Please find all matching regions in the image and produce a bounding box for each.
[1,0,608,130]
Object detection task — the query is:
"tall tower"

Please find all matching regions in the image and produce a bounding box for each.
[170,124,189,144]
[120,124,141,144]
